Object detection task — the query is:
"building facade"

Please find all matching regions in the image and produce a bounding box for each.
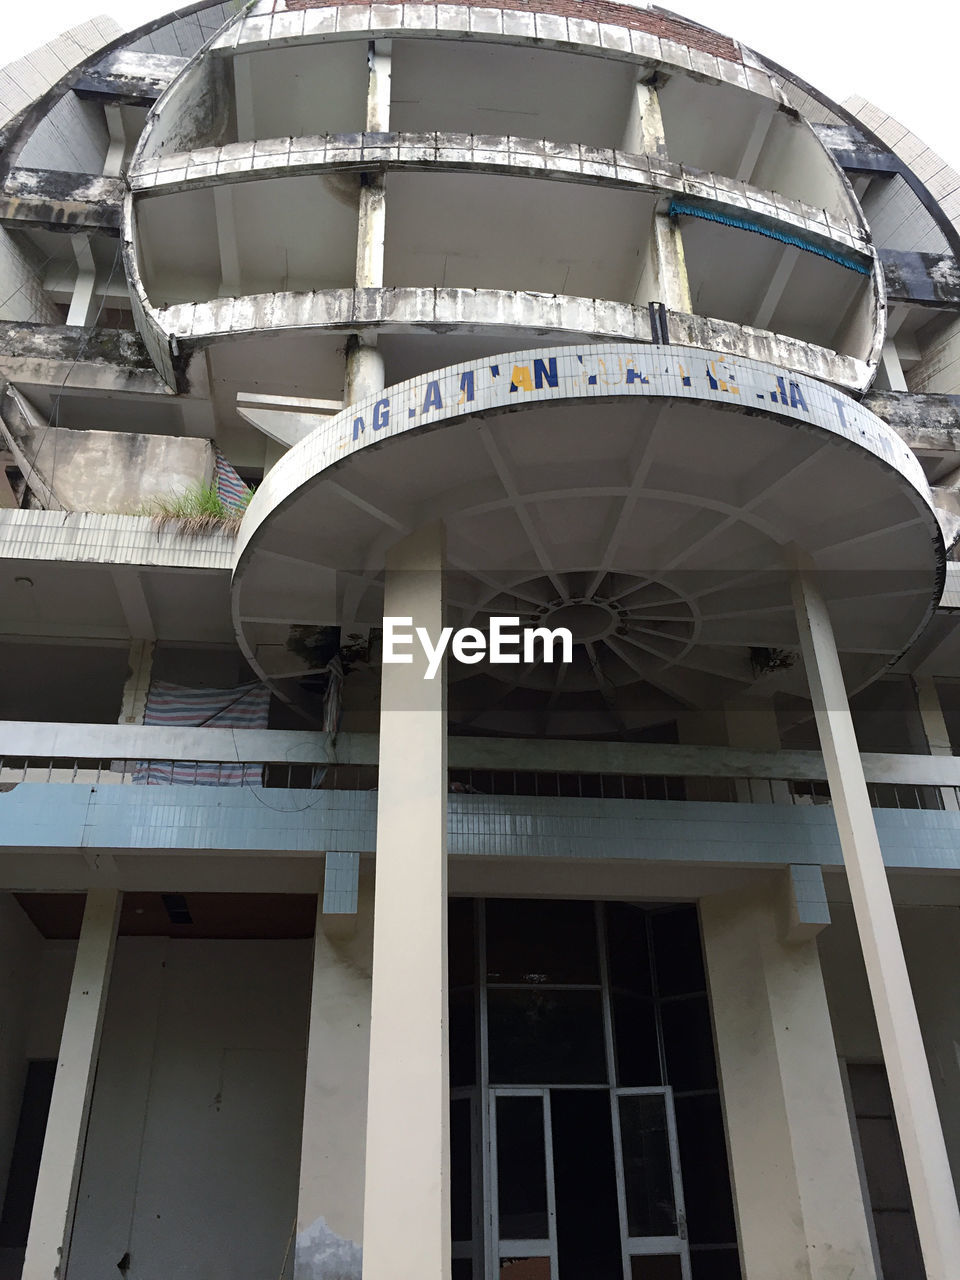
[1,3,960,1279]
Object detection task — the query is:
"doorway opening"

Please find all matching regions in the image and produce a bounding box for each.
[449,899,741,1280]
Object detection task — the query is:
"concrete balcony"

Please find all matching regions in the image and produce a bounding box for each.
[3,721,960,884]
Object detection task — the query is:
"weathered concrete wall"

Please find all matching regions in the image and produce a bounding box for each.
[68,937,310,1280]
[3,412,214,513]
[0,229,61,325]
[819,903,960,1195]
[909,313,960,397]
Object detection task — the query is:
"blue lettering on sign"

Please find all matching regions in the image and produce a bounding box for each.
[336,352,908,494]
[423,381,442,413]
[534,357,558,389]
[576,355,597,386]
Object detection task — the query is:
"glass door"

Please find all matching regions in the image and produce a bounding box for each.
[613,1088,689,1279]
[459,899,738,1280]
[490,1089,557,1280]
[488,1084,690,1280]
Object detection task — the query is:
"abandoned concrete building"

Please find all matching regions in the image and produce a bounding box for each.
[3,1,960,1278]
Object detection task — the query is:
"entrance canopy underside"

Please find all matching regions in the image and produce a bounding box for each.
[233,345,943,736]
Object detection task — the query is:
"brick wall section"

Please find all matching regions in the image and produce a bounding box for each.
[283,0,742,62]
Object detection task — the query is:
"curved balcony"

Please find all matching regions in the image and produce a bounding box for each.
[230,342,942,736]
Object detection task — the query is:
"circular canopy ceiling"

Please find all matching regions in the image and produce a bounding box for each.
[233,345,943,736]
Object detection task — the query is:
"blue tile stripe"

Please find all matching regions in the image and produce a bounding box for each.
[2,785,960,871]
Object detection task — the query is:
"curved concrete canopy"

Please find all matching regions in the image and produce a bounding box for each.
[233,345,943,735]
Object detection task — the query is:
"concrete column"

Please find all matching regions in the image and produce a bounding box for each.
[878,341,909,392]
[66,236,98,328]
[22,888,120,1280]
[701,877,877,1279]
[366,40,391,133]
[343,337,385,406]
[793,568,960,1279]
[356,40,390,290]
[915,676,959,810]
[119,638,154,726]
[652,204,692,314]
[621,78,666,156]
[295,888,372,1280]
[362,523,449,1280]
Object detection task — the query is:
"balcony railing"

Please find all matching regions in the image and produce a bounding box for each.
[0,721,956,812]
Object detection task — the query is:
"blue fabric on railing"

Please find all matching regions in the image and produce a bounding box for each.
[666,198,871,275]
[134,680,270,785]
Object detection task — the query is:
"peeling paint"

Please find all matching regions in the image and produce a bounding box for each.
[294,1216,362,1280]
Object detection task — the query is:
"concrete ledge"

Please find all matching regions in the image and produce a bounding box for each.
[73,49,189,105]
[881,249,960,308]
[0,169,123,234]
[129,132,866,258]
[208,2,775,106]
[1,781,959,870]
[134,287,868,391]
[0,510,234,570]
[4,719,960,786]
[157,286,655,344]
[0,322,170,395]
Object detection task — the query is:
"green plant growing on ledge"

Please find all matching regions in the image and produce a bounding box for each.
[138,482,251,535]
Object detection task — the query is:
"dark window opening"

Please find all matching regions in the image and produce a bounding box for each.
[0,1060,57,1250]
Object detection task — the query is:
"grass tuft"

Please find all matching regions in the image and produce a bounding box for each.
[138,482,251,535]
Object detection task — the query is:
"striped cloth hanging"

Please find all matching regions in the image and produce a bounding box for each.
[134,679,271,785]
[214,447,252,511]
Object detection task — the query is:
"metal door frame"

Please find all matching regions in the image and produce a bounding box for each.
[489,1086,559,1280]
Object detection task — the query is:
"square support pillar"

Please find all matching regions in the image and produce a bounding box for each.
[119,638,154,726]
[793,568,960,1279]
[652,206,692,314]
[700,877,877,1279]
[21,888,120,1280]
[295,889,372,1280]
[361,523,449,1280]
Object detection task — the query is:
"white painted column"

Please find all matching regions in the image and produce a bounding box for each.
[793,568,960,1279]
[295,887,372,1280]
[21,888,120,1280]
[879,340,909,392]
[66,235,98,328]
[701,876,877,1279]
[362,523,449,1280]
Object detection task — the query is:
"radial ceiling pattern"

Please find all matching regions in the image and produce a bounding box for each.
[233,366,942,737]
